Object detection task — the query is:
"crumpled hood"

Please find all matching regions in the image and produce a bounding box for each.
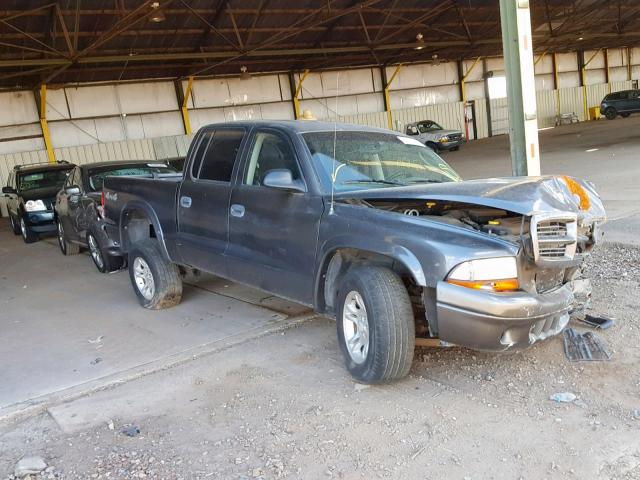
[336,176,606,224]
[431,129,462,137]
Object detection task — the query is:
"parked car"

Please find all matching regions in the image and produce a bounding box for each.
[405,120,465,151]
[55,160,179,272]
[102,121,605,384]
[600,89,640,119]
[2,161,74,243]
[166,156,186,171]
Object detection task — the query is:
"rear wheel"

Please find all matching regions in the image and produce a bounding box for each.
[128,239,182,309]
[20,216,38,244]
[336,266,415,384]
[57,220,80,255]
[9,215,20,235]
[605,107,617,120]
[87,229,123,273]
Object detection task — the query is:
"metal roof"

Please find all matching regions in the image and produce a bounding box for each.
[1,0,639,89]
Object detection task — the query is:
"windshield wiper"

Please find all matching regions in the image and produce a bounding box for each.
[406,179,442,184]
[342,179,406,186]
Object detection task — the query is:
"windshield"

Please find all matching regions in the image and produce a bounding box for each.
[303,131,461,192]
[418,121,442,133]
[17,169,71,192]
[88,164,178,191]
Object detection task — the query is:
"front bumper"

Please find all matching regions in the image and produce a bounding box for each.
[438,139,464,151]
[24,211,56,233]
[436,281,573,352]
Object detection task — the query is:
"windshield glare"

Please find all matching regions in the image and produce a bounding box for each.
[302,131,461,192]
[418,121,442,133]
[88,164,178,191]
[18,169,71,192]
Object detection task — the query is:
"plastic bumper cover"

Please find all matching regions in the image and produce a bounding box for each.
[436,281,574,352]
[24,211,56,233]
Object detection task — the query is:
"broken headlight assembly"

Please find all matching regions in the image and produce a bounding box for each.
[446,257,519,292]
[24,199,47,212]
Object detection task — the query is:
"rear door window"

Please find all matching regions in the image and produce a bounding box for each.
[197,129,245,182]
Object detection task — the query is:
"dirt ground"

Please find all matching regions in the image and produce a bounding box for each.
[1,242,639,480]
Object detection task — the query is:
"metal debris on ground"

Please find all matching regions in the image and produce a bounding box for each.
[122,424,140,437]
[563,328,612,361]
[549,392,577,403]
[577,314,615,330]
[14,455,47,478]
[90,357,103,365]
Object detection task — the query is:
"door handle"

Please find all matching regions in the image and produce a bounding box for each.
[180,196,192,208]
[230,204,245,218]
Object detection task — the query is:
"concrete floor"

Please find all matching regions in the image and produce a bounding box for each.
[0,224,310,413]
[0,116,638,416]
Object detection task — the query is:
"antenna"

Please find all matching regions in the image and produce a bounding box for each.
[329,72,340,215]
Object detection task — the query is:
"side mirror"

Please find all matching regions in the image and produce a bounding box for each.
[66,185,81,196]
[262,169,305,193]
[2,186,15,195]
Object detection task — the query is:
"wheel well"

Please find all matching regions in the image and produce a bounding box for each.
[317,248,416,314]
[121,209,157,252]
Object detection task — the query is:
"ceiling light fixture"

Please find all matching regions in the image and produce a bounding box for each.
[415,33,425,50]
[149,2,165,23]
[240,66,251,80]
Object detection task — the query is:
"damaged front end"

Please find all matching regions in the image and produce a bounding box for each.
[342,175,606,351]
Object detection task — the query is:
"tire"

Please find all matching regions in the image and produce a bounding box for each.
[605,107,617,120]
[451,146,460,151]
[87,228,124,273]
[57,219,80,255]
[336,266,415,384]
[20,215,38,244]
[128,239,182,309]
[621,112,631,118]
[9,215,20,235]
[426,142,438,151]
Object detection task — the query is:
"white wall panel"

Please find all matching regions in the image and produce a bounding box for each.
[461,59,483,82]
[609,66,627,82]
[535,73,554,91]
[485,57,505,72]
[607,48,625,67]
[191,78,231,108]
[0,91,38,127]
[586,83,608,109]
[557,52,578,72]
[297,72,324,99]
[611,80,633,92]
[534,55,553,75]
[227,74,283,104]
[259,101,294,120]
[474,100,489,139]
[223,105,261,121]
[355,92,384,115]
[45,88,70,120]
[390,85,459,109]
[0,136,44,155]
[123,115,146,140]
[116,81,178,114]
[140,112,184,138]
[536,89,557,128]
[188,107,227,131]
[321,68,375,96]
[279,74,292,101]
[94,117,126,143]
[464,81,485,101]
[49,119,99,148]
[558,86,586,121]
[66,85,119,118]
[558,72,580,88]
[585,69,606,85]
[585,50,605,69]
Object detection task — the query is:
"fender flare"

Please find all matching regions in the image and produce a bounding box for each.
[314,237,427,312]
[118,199,169,258]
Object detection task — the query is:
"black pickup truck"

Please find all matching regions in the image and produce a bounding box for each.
[103,121,605,383]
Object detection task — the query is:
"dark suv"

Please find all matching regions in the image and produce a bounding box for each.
[600,89,640,119]
[55,160,178,272]
[2,161,74,243]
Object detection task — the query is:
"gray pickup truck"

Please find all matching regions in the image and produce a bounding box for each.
[103,121,605,384]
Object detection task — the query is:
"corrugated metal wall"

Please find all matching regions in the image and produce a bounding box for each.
[536,90,558,128]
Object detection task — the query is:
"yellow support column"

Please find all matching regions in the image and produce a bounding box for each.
[293,69,310,119]
[384,64,402,130]
[39,84,55,163]
[460,56,481,104]
[553,52,560,119]
[181,76,194,135]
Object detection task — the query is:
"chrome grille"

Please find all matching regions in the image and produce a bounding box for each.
[531,214,578,265]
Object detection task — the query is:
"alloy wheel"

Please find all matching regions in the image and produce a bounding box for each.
[342,290,370,364]
[133,257,155,300]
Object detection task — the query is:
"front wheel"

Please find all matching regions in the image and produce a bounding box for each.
[57,219,80,255]
[128,239,182,309]
[20,216,38,244]
[88,229,123,273]
[605,107,617,120]
[426,142,438,152]
[336,266,415,384]
[9,215,20,235]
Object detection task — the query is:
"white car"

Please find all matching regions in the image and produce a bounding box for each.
[405,120,465,152]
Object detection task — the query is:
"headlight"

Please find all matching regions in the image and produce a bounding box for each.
[438,136,449,143]
[24,199,47,212]
[447,257,519,292]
